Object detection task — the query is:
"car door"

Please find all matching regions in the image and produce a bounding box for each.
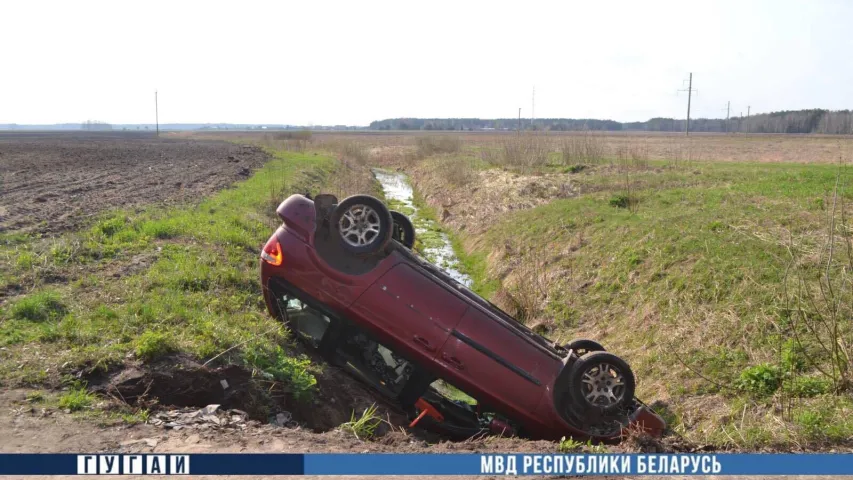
[349,264,469,365]
[436,306,546,413]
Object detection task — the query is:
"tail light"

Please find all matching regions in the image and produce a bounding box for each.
[261,237,283,266]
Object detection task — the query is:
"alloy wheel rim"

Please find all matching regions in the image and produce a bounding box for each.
[339,204,382,247]
[581,362,626,407]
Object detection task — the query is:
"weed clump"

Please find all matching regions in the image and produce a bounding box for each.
[135,331,177,361]
[340,404,382,440]
[737,364,781,397]
[58,387,95,412]
[243,344,316,402]
[11,291,67,322]
[609,194,631,208]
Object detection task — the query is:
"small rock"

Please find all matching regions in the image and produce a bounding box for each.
[220,379,229,390]
[203,415,221,425]
[185,434,200,444]
[274,412,292,426]
[144,438,158,448]
[200,405,220,416]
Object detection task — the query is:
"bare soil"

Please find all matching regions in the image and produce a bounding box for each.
[0,132,269,235]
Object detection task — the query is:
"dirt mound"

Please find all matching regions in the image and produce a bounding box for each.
[0,134,269,234]
[86,354,408,436]
[88,355,263,416]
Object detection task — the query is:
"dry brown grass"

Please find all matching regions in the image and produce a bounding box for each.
[491,133,553,171]
[191,130,853,165]
[560,131,606,165]
[415,136,462,157]
[300,131,853,165]
[430,156,477,187]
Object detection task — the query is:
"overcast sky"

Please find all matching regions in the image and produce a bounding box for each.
[2,0,851,125]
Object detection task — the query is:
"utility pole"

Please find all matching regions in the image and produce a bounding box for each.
[155,90,159,137]
[531,86,535,130]
[518,107,521,133]
[677,73,697,136]
[725,101,730,133]
[746,105,751,134]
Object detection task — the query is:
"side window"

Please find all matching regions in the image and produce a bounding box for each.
[281,294,331,348]
[431,379,477,407]
[339,328,416,396]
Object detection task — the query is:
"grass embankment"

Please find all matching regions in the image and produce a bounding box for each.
[411,146,853,448]
[0,150,341,404]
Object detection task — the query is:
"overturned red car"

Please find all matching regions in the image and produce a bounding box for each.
[260,193,664,441]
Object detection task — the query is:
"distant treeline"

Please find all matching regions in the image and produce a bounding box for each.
[81,120,112,131]
[370,109,853,134]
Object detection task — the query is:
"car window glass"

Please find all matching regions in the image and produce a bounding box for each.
[282,295,330,348]
[430,379,477,406]
[341,331,415,395]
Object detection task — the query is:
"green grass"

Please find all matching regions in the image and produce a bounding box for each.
[340,403,383,440]
[421,156,853,448]
[9,290,67,322]
[0,150,340,402]
[58,387,96,412]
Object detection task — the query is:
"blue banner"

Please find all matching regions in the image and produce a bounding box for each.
[1,453,853,475]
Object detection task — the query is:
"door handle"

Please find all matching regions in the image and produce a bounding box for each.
[413,335,435,352]
[441,352,464,370]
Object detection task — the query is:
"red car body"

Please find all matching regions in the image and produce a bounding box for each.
[260,194,664,440]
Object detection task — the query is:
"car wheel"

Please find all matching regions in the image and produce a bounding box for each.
[568,351,635,416]
[564,339,605,357]
[330,195,393,255]
[390,211,416,249]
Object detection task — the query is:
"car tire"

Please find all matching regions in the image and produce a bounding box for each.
[390,210,416,249]
[567,351,635,416]
[564,339,605,356]
[330,195,393,255]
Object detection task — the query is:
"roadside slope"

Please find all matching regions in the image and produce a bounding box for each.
[403,146,853,450]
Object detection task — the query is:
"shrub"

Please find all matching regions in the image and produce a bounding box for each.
[11,291,67,322]
[498,134,551,171]
[560,132,605,165]
[789,376,832,397]
[609,194,630,208]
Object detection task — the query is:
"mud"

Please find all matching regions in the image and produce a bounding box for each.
[0,132,269,235]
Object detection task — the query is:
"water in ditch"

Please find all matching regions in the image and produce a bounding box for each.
[372,169,472,287]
